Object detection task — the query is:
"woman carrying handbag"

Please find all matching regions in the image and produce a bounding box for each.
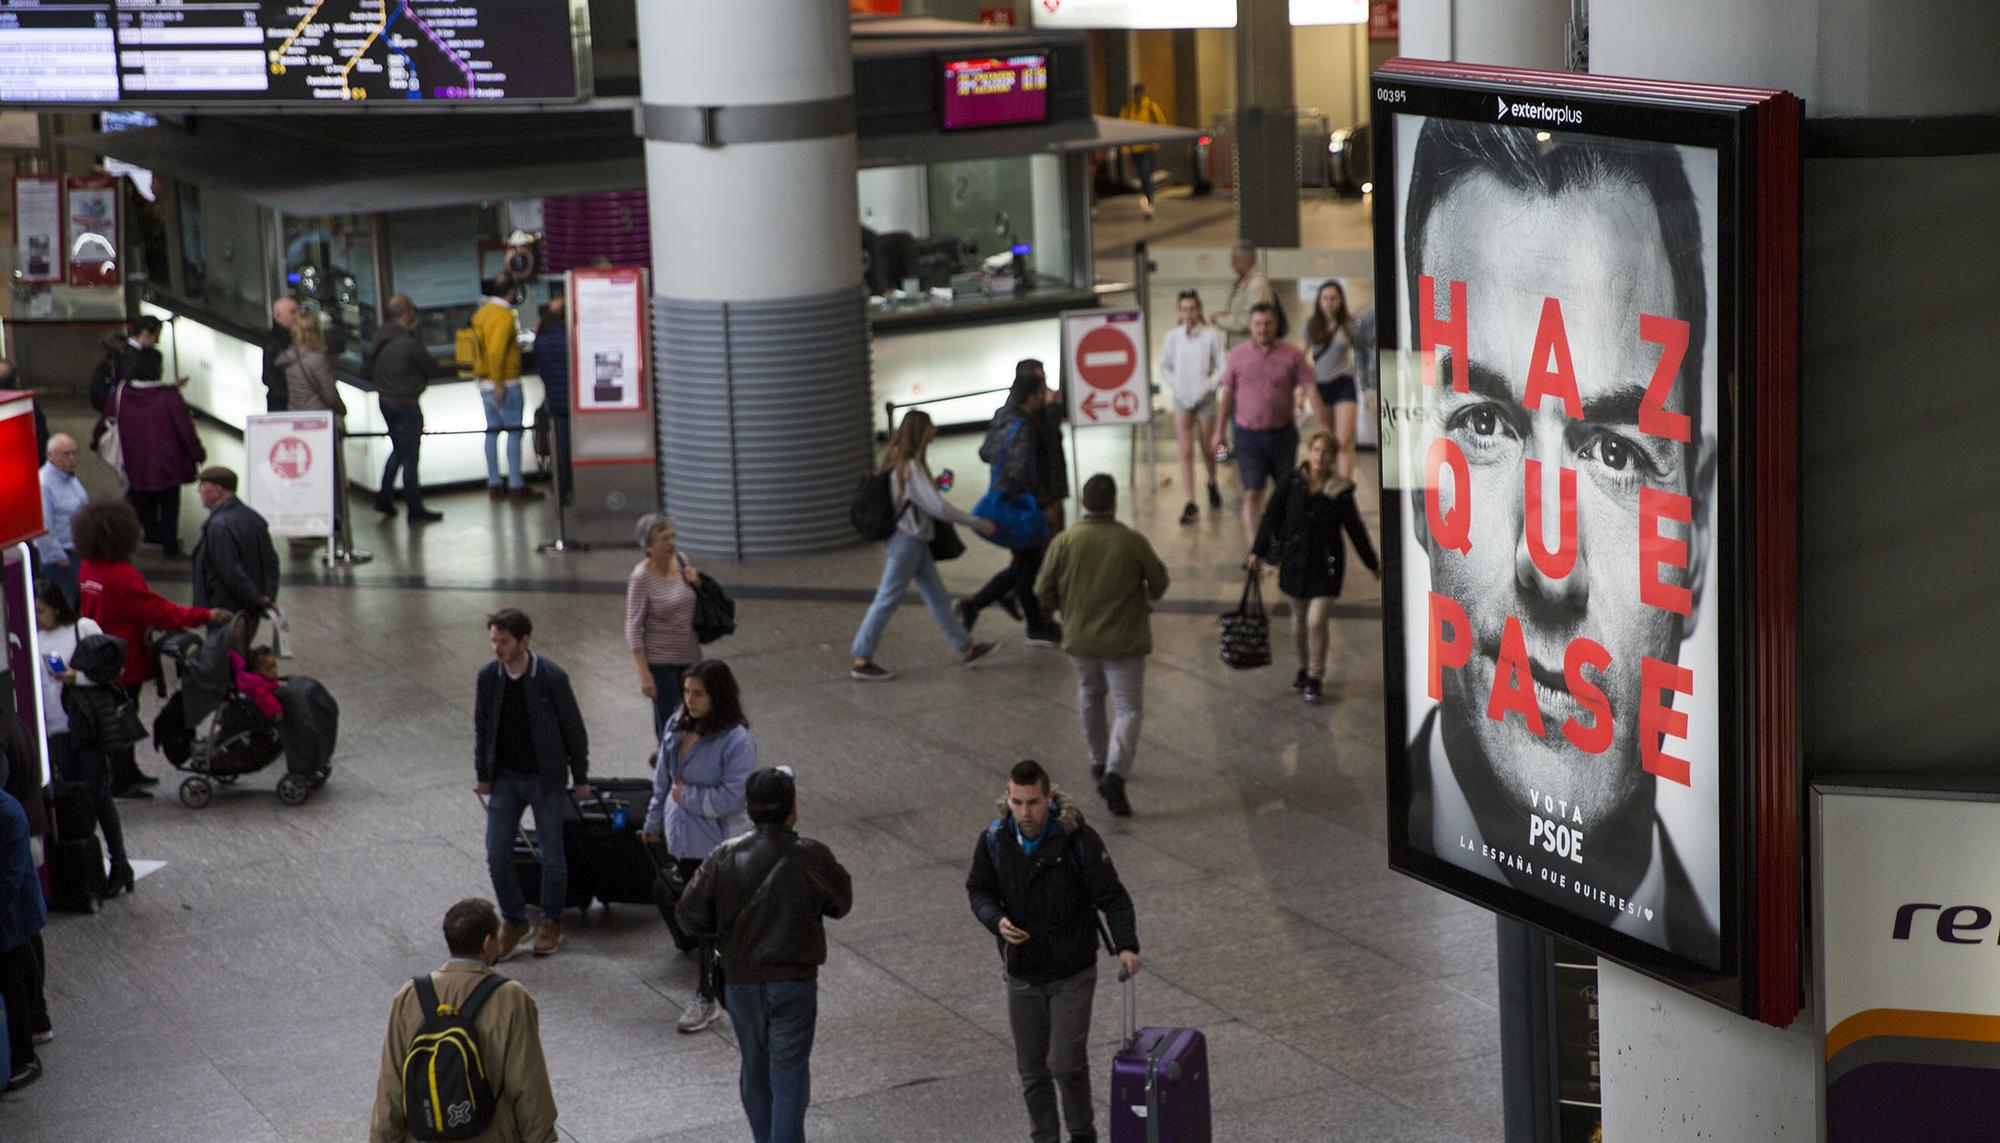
[1247,432,1380,702]
[848,411,999,681]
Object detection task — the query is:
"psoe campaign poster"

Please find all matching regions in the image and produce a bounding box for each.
[244,412,336,538]
[1816,783,2000,1141]
[1371,60,1801,1021]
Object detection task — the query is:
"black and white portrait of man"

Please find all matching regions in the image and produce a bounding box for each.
[1386,115,1723,967]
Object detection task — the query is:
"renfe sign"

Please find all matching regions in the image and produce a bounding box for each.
[1816,784,2000,1141]
[1374,59,1802,1022]
[941,55,1049,130]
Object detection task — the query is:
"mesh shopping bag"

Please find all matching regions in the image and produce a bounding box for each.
[1219,571,1273,669]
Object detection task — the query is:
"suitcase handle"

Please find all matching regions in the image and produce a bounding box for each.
[1120,969,1136,1048]
[474,790,545,862]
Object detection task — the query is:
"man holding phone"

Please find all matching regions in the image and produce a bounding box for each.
[967,759,1140,1143]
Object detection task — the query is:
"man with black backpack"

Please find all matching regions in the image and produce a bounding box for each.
[967,759,1141,1143]
[369,898,558,1143]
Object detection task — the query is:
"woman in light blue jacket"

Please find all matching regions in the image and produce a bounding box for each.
[643,658,755,1034]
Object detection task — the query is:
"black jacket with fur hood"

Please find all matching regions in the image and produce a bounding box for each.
[967,787,1138,984]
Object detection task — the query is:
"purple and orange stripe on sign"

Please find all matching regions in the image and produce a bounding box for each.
[1826,1008,2000,1142]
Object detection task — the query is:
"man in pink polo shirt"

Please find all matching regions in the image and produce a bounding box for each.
[1212,303,1334,545]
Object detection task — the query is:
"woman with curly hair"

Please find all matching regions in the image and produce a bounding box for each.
[74,500,228,796]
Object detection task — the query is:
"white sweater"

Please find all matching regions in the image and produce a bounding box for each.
[1159,323,1225,411]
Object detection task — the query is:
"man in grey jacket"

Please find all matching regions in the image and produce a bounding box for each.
[363,293,456,522]
[192,466,279,642]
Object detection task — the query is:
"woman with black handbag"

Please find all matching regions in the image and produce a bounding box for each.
[1248,432,1380,703]
[626,514,704,737]
[848,410,999,681]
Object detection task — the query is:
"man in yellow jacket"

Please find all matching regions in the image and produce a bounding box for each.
[1117,83,1168,219]
[471,274,540,500]
[370,898,558,1143]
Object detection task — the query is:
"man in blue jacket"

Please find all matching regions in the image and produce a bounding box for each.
[0,782,47,1091]
[533,297,574,506]
[474,608,591,960]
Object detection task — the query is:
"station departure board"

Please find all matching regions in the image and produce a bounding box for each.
[0,0,581,106]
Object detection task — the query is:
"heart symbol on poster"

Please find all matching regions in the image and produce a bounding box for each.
[1042,0,1060,10]
[1644,908,1655,922]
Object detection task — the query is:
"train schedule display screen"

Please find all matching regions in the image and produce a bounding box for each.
[0,0,580,106]
[941,54,1049,130]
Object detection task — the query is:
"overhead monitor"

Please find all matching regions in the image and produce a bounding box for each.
[0,0,583,107]
[941,53,1049,131]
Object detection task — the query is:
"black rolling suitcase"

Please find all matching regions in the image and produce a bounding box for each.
[508,779,659,914]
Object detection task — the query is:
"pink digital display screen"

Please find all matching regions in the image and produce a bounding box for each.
[942,54,1049,130]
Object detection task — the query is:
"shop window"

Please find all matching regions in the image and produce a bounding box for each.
[282,213,380,366]
[384,204,501,353]
[174,184,268,331]
[858,154,1076,312]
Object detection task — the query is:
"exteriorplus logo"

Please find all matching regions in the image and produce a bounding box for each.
[1496,96,1584,127]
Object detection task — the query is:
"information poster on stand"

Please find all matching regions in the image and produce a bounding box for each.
[13,175,61,283]
[244,412,336,537]
[65,174,118,287]
[569,268,648,413]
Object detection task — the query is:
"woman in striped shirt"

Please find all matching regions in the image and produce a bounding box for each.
[626,514,703,735]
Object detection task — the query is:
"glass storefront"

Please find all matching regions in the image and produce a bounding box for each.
[173,183,267,331]
[858,153,1077,315]
[281,212,379,365]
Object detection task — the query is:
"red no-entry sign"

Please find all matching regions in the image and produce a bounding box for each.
[1064,308,1149,426]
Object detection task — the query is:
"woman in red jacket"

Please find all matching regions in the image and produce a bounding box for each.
[73,500,230,797]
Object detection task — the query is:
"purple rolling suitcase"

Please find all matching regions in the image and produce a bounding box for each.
[1110,972,1211,1143]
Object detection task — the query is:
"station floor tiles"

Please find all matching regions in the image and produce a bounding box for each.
[7,574,1502,1142]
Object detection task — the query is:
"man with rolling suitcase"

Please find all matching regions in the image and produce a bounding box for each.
[967,759,1140,1143]
[473,609,590,961]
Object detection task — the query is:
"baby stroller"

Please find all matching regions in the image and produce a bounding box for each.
[151,615,327,807]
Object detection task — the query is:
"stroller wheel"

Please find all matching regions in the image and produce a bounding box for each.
[179,777,214,809]
[276,773,312,806]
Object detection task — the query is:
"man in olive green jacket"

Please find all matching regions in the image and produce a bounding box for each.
[1036,474,1170,818]
[370,899,558,1143]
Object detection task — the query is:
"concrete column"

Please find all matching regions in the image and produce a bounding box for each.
[1590,2,2000,1136]
[636,0,873,556]
[1233,0,1298,247]
[1397,0,1569,69]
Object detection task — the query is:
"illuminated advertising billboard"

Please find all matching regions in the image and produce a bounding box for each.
[1373,59,1802,1020]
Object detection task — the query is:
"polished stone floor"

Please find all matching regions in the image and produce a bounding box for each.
[7,397,1503,1141]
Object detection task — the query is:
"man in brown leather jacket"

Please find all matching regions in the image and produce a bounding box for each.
[676,767,852,1143]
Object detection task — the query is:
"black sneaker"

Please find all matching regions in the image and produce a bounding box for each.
[1098,773,1133,817]
[997,597,1023,622]
[1026,625,1062,648]
[1291,668,1310,692]
[1179,502,1198,525]
[408,508,445,523]
[1090,762,1106,784]
[134,770,161,786]
[6,1058,42,1092]
[962,641,999,667]
[1208,481,1223,509]
[1303,677,1324,704]
[112,784,154,800]
[849,662,895,681]
[373,500,397,516]
[957,600,980,635]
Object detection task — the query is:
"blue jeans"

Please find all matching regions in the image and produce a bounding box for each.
[481,382,525,489]
[648,662,689,739]
[1133,150,1157,205]
[484,771,568,926]
[377,402,427,509]
[724,979,819,1143]
[850,530,971,662]
[37,550,78,608]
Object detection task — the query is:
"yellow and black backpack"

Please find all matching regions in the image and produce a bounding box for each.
[402,973,507,1141]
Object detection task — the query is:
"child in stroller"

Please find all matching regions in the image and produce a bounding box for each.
[152,615,339,808]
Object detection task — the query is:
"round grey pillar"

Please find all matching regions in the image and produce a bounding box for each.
[637,0,873,557]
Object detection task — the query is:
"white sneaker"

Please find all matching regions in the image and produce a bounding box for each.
[677,996,723,1034]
